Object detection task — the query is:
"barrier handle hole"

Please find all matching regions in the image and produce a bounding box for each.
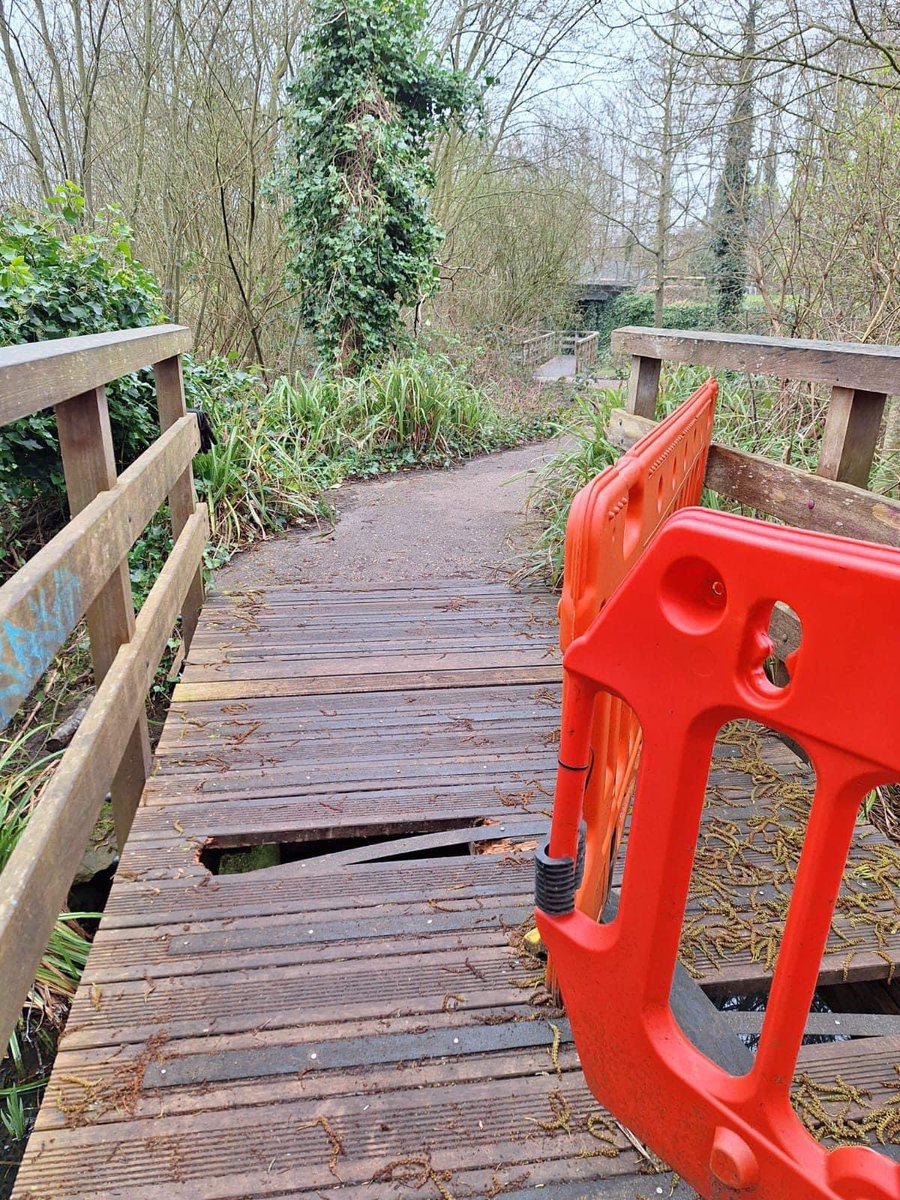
[763,601,802,690]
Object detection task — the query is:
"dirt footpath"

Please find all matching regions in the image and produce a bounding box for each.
[216,439,560,590]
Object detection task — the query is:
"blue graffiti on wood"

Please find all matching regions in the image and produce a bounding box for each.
[1,568,83,729]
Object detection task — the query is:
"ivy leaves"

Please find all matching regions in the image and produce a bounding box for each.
[280,0,479,374]
[1,189,166,566]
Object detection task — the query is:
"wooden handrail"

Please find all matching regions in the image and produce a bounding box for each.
[0,415,199,727]
[521,330,602,371]
[0,326,207,1055]
[611,327,900,394]
[521,331,557,366]
[612,326,898,493]
[0,324,192,424]
[575,331,599,375]
[608,409,900,549]
[0,505,207,1053]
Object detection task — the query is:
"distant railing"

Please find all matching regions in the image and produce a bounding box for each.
[577,261,648,286]
[0,325,208,1052]
[521,331,557,368]
[609,326,900,668]
[574,331,599,375]
[521,330,600,374]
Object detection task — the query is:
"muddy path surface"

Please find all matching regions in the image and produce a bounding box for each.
[216,439,561,590]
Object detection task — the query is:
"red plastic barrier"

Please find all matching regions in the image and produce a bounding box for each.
[538,507,900,1200]
[557,378,717,918]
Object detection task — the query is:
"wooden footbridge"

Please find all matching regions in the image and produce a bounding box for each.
[1,327,899,1198]
[521,330,600,381]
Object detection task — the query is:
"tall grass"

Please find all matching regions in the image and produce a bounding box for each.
[1,726,93,1141]
[657,363,820,471]
[522,390,618,587]
[522,362,847,587]
[193,352,547,557]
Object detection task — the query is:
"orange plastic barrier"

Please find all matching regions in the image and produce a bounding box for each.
[557,378,717,917]
[537,508,900,1200]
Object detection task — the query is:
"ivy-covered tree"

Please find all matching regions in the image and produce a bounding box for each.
[708,0,759,328]
[281,0,478,374]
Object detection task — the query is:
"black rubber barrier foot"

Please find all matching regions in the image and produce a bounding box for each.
[534,821,586,915]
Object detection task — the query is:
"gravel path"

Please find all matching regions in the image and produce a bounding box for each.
[216,438,561,590]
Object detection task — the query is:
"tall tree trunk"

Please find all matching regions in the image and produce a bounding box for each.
[33,0,76,178]
[130,0,155,221]
[710,0,758,328]
[0,0,51,192]
[70,0,92,209]
[654,46,676,327]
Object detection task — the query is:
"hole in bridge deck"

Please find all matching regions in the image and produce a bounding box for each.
[673,722,899,1156]
[784,776,900,1150]
[715,976,900,1054]
[67,860,118,935]
[713,989,852,1052]
[198,825,522,874]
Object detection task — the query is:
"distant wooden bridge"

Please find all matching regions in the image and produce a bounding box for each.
[521,329,600,381]
[1,326,899,1197]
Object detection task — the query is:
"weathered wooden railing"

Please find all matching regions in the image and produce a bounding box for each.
[522,330,600,374]
[611,327,900,546]
[610,327,900,666]
[0,325,208,1052]
[521,331,557,368]
[574,331,599,375]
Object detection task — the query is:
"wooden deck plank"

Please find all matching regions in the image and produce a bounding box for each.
[13,579,899,1198]
[23,897,680,1193]
[173,664,562,702]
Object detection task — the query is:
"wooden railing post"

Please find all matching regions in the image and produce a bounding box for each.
[817,385,887,489]
[54,386,152,847]
[574,332,599,375]
[153,355,204,648]
[626,354,662,418]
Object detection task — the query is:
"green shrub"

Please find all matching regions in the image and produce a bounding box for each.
[2,190,545,577]
[195,352,542,555]
[662,299,718,330]
[0,187,167,568]
[519,389,618,587]
[590,292,712,352]
[609,292,654,330]
[0,191,268,582]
